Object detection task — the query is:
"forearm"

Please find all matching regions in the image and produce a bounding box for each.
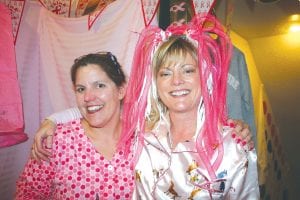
[46,107,82,124]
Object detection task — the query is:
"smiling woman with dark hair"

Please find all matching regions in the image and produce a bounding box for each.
[16,52,134,199]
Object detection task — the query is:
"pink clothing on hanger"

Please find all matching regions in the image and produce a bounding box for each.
[0,3,27,148]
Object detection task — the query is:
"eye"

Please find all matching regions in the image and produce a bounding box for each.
[182,65,196,74]
[75,87,85,93]
[158,69,172,77]
[96,83,106,88]
[184,68,195,74]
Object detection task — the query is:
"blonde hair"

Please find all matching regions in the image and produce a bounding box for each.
[146,36,198,130]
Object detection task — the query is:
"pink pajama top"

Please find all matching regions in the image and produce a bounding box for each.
[134,124,260,200]
[16,119,135,200]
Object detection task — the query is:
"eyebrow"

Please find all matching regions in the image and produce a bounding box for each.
[160,63,196,70]
[74,84,85,87]
[181,63,196,67]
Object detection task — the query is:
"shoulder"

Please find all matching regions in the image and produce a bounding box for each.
[220,125,258,170]
[54,119,82,142]
[219,127,252,172]
[56,119,81,133]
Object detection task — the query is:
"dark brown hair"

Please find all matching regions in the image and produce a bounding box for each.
[71,52,126,87]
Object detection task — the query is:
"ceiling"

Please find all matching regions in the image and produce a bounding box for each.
[215,0,300,198]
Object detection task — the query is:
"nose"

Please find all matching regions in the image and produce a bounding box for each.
[84,89,95,102]
[172,71,184,85]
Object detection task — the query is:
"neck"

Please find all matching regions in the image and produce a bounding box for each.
[82,115,122,160]
[169,110,197,146]
[82,115,122,141]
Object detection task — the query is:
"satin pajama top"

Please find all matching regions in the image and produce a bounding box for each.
[134,124,260,200]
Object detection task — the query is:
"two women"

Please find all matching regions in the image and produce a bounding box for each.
[23,14,259,199]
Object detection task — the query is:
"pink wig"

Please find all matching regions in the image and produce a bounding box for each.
[119,14,232,180]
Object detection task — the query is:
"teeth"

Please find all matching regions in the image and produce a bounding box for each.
[87,105,103,112]
[170,90,189,96]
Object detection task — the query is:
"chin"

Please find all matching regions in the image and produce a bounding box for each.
[171,104,191,111]
[89,123,104,128]
[85,118,103,127]
[170,108,190,113]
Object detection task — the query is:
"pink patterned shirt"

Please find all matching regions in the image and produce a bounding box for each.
[16,119,135,199]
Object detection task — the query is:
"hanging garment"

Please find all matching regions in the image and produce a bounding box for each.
[0,3,27,148]
[227,46,257,144]
[158,0,214,29]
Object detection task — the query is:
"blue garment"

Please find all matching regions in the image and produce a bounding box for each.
[227,46,257,145]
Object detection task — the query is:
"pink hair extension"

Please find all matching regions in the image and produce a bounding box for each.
[118,26,164,163]
[119,14,232,180]
[190,14,232,178]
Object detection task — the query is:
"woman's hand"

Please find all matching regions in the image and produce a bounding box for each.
[31,119,56,162]
[227,119,255,150]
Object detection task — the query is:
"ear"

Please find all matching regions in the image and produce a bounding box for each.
[118,84,127,100]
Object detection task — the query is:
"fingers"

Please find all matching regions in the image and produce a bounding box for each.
[242,134,252,144]
[237,126,251,141]
[30,144,39,162]
[30,120,56,162]
[227,118,236,128]
[45,135,53,149]
[30,143,50,163]
[35,135,52,159]
[228,118,254,150]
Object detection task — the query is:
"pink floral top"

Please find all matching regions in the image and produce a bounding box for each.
[16,119,135,200]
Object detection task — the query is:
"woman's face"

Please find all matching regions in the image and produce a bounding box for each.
[156,53,201,115]
[74,64,125,128]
